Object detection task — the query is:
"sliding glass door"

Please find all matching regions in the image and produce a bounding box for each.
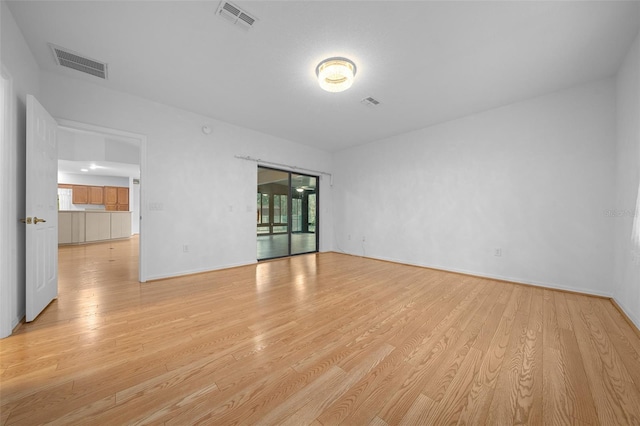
[290,173,317,256]
[257,167,318,260]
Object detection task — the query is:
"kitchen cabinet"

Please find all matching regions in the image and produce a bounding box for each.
[72,185,88,204]
[58,212,86,244]
[104,186,118,207]
[117,187,129,203]
[89,186,104,205]
[110,212,132,239]
[59,211,132,245]
[117,187,129,211]
[70,185,103,205]
[105,186,129,211]
[85,212,111,242]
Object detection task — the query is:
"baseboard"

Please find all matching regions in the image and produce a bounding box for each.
[610,298,640,336]
[146,260,258,282]
[329,251,613,300]
[12,316,24,333]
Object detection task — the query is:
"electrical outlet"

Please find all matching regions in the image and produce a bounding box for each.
[494,248,502,257]
[183,244,189,253]
[348,234,351,240]
[362,236,366,242]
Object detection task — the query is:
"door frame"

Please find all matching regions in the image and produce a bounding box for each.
[56,119,148,282]
[0,66,15,337]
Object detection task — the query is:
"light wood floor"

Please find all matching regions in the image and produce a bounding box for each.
[2,237,640,425]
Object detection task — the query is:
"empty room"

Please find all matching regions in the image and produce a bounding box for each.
[1,0,640,424]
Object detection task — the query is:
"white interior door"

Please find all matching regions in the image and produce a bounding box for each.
[25,95,58,322]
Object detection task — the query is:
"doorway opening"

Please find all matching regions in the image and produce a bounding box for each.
[257,166,318,260]
[55,119,147,282]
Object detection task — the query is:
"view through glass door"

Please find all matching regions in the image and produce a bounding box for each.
[257,166,318,260]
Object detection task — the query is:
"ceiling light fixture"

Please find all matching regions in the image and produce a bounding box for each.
[315,57,357,93]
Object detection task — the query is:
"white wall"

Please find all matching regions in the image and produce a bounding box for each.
[333,79,616,296]
[58,127,140,164]
[58,172,130,187]
[613,31,640,328]
[0,0,40,337]
[40,71,333,280]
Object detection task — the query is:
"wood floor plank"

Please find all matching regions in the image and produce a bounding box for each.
[424,347,484,425]
[554,291,573,331]
[397,392,436,426]
[485,286,532,425]
[542,346,572,424]
[590,298,640,393]
[368,415,390,426]
[1,238,639,424]
[557,327,599,424]
[281,343,395,426]
[513,287,543,425]
[566,298,639,424]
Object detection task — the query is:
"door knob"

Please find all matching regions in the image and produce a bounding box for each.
[33,217,46,224]
[20,217,33,224]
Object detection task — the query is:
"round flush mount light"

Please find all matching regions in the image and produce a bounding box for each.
[315,57,357,93]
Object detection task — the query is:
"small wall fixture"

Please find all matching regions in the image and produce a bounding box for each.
[315,57,357,93]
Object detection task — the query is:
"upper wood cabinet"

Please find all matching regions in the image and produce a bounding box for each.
[104,186,129,211]
[89,186,104,205]
[65,184,129,209]
[72,185,88,204]
[117,187,129,204]
[104,187,118,206]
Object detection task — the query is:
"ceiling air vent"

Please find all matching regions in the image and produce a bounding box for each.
[49,44,108,79]
[361,97,381,107]
[217,1,257,30]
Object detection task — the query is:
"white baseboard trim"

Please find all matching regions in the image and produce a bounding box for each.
[351,253,613,299]
[611,297,640,332]
[145,260,258,282]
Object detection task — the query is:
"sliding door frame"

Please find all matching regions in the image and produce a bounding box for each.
[257,165,319,260]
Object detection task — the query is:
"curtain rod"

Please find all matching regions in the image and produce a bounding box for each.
[234,155,333,186]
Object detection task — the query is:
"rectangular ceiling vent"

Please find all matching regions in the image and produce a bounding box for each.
[217,1,257,30]
[361,97,381,107]
[49,44,108,79]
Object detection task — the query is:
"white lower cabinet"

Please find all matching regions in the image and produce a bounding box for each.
[110,212,132,239]
[58,212,86,244]
[85,212,111,242]
[59,211,131,245]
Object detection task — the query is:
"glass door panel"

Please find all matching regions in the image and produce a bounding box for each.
[257,167,319,260]
[291,173,318,255]
[257,168,290,259]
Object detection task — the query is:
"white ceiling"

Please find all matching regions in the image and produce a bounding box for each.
[7,1,640,152]
[58,159,140,179]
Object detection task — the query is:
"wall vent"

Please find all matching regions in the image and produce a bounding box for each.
[49,44,108,79]
[361,97,381,106]
[216,1,257,30]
